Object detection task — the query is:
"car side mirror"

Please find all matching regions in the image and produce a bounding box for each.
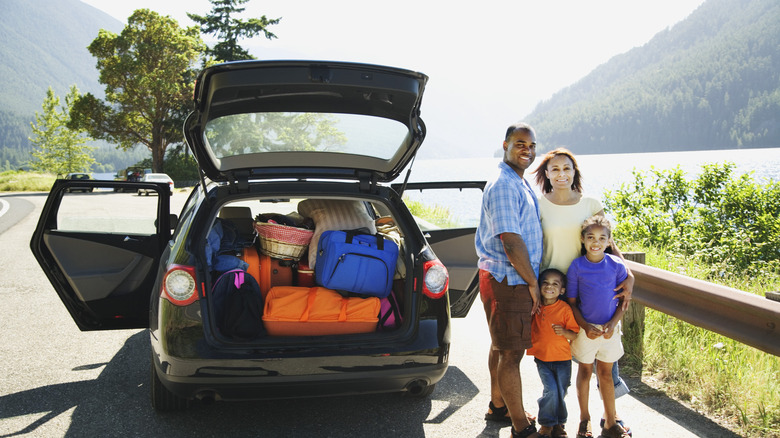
[169,214,179,230]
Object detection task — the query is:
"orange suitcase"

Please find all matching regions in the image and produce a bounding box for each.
[240,245,262,285]
[241,247,294,299]
[262,286,380,336]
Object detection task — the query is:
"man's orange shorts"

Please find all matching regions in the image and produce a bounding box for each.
[479,269,533,351]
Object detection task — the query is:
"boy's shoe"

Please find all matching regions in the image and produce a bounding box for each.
[538,425,553,438]
[552,423,568,438]
[598,419,631,437]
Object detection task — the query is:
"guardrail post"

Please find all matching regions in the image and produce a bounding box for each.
[622,252,645,370]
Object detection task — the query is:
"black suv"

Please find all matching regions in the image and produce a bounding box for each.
[31,60,484,411]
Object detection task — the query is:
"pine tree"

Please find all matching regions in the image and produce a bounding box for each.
[29,86,97,175]
[188,0,280,62]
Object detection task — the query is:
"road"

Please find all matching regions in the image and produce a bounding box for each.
[0,192,740,437]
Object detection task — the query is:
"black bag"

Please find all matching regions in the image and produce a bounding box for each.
[212,269,266,339]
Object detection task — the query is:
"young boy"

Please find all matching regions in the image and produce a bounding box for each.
[566,216,630,438]
[527,268,580,438]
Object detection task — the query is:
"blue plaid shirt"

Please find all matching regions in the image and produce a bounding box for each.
[476,161,543,285]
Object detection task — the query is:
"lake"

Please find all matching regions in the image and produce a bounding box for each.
[409,147,780,195]
[404,147,780,227]
[96,147,780,227]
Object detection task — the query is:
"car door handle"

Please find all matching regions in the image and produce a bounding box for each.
[124,236,140,242]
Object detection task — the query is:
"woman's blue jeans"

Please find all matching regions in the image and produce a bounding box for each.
[534,358,572,427]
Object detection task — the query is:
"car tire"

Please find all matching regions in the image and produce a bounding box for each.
[137,190,143,196]
[150,359,189,411]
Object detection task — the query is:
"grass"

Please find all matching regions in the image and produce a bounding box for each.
[0,170,56,192]
[623,242,780,437]
[403,197,461,228]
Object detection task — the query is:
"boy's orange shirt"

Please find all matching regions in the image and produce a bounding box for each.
[527,299,580,362]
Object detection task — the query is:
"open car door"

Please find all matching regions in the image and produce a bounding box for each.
[30,179,174,331]
[393,181,485,318]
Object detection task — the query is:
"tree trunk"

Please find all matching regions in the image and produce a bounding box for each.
[151,127,166,173]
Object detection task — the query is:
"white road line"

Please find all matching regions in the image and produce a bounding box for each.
[0,199,9,218]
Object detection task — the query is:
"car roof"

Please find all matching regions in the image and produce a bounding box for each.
[143,173,171,179]
[184,60,429,183]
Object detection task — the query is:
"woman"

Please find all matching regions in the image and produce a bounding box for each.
[532,148,633,438]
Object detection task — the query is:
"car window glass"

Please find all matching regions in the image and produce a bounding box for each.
[56,190,160,234]
[171,187,201,240]
[204,112,407,160]
[401,187,483,230]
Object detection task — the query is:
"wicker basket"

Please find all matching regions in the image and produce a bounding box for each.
[254,222,314,260]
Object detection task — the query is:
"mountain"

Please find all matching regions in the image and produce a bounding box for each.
[2,0,778,170]
[0,0,123,170]
[526,0,780,154]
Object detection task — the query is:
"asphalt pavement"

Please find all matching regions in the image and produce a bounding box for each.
[0,192,742,437]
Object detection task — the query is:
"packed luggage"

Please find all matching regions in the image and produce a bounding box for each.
[208,200,406,339]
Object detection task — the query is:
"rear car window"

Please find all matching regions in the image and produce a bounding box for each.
[204,112,408,160]
[55,191,159,234]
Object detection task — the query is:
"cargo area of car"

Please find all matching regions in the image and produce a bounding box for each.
[203,196,410,343]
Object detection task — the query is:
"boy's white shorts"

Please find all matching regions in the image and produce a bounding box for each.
[571,321,624,363]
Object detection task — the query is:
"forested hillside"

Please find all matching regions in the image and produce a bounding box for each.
[0,0,126,171]
[527,0,779,154]
[2,0,778,170]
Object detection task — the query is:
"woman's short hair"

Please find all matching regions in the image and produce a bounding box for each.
[533,147,583,193]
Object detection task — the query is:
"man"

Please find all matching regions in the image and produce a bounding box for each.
[475,122,543,438]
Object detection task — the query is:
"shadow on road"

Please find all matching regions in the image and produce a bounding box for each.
[623,375,742,437]
[0,332,481,437]
[1,329,742,437]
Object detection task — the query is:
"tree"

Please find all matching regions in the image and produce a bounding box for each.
[69,9,205,173]
[188,0,280,62]
[29,86,97,175]
[205,113,347,156]
[603,163,780,278]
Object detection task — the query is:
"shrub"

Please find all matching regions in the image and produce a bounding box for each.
[604,162,780,278]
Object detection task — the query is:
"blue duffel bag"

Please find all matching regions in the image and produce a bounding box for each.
[315,229,398,298]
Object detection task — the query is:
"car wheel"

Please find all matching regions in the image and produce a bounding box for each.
[137,190,143,196]
[150,359,189,411]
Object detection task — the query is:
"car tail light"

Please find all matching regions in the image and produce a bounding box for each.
[162,264,198,306]
[422,259,449,299]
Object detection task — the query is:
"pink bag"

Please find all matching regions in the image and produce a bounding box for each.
[378,289,402,330]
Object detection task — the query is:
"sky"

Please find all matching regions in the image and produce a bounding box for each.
[80,0,707,156]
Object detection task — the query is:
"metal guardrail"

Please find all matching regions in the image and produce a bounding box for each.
[627,260,780,356]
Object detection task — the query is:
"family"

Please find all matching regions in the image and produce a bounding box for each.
[475,123,634,438]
